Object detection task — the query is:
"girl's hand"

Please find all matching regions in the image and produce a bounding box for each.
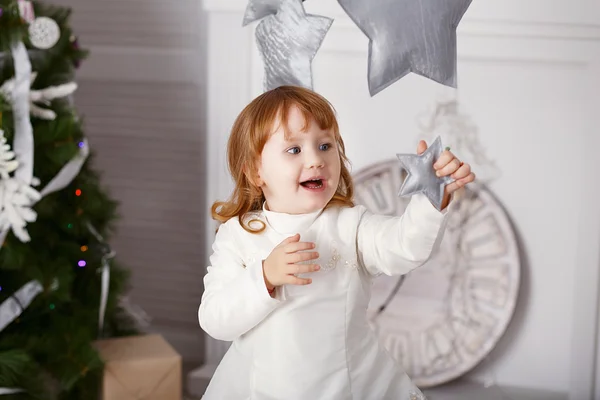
[263,234,320,290]
[417,140,476,209]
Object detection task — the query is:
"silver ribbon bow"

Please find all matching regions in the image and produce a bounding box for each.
[85,223,114,336]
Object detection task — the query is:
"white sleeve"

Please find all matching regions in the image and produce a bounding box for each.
[198,221,281,341]
[356,193,451,277]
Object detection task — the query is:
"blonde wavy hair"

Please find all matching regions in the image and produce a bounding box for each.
[211,85,355,233]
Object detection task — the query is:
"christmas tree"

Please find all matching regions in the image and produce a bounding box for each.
[0,1,137,399]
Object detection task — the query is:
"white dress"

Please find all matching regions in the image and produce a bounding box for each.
[199,194,450,400]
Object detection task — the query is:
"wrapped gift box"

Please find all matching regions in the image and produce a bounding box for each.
[94,334,182,400]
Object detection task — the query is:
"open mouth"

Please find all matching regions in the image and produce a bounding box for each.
[300,178,324,189]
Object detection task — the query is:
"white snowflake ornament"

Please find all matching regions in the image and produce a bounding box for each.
[0,72,77,120]
[0,178,42,242]
[0,130,19,179]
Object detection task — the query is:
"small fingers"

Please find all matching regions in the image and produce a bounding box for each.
[279,233,300,246]
[433,150,455,169]
[416,140,427,155]
[451,162,471,180]
[288,263,321,275]
[445,172,476,193]
[284,241,315,253]
[436,158,461,177]
[287,251,319,264]
[459,172,476,186]
[287,276,313,285]
[444,181,460,194]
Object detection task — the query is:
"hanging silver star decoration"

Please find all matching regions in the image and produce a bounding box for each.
[243,0,279,26]
[337,0,472,96]
[396,136,454,211]
[242,0,307,26]
[255,0,332,91]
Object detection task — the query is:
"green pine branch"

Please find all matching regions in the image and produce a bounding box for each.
[0,1,139,399]
[0,1,28,51]
[0,350,49,400]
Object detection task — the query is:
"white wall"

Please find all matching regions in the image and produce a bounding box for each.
[202,0,600,398]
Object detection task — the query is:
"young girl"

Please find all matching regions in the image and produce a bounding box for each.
[198,86,475,400]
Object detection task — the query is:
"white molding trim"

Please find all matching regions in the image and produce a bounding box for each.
[203,0,600,41]
[188,10,254,398]
[588,59,600,400]
[571,52,600,400]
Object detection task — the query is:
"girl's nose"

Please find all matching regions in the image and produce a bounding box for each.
[304,149,324,169]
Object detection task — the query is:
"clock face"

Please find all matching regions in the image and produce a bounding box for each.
[353,159,520,388]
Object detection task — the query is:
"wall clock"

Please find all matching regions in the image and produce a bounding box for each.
[353,159,520,387]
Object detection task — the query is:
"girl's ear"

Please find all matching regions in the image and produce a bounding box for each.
[254,169,264,187]
[253,175,263,187]
[244,166,263,187]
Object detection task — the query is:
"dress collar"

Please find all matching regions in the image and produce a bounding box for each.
[262,202,323,236]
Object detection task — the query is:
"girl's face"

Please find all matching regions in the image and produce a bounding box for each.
[256,106,341,214]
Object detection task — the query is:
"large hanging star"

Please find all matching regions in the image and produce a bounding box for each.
[255,0,332,91]
[396,136,454,211]
[338,0,472,96]
[242,0,306,26]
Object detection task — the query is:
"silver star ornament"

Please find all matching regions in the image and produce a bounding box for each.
[255,0,332,91]
[242,0,306,26]
[338,0,473,96]
[396,136,454,211]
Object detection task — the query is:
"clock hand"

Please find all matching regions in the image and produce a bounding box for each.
[376,275,406,316]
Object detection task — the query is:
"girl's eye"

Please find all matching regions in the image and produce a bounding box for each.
[320,143,331,151]
[287,147,301,155]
